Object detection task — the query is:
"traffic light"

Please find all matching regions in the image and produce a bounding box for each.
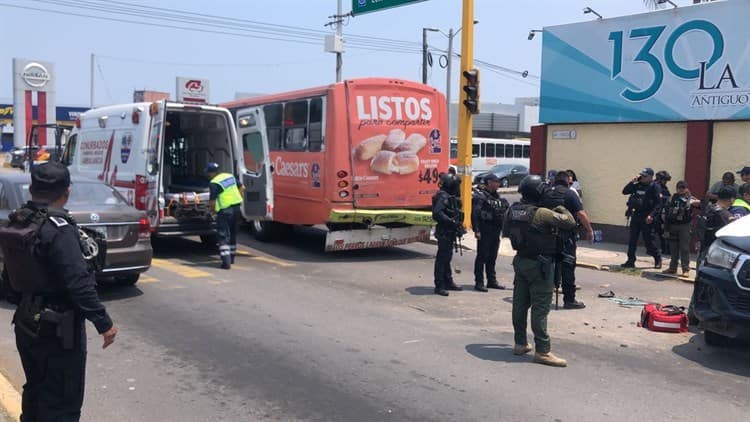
[462,68,480,114]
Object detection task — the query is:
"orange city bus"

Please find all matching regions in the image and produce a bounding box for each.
[221,78,449,251]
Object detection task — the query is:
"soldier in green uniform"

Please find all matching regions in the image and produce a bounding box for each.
[503,175,577,367]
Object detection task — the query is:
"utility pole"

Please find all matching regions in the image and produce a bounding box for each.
[457,0,475,228]
[90,53,94,108]
[336,0,342,82]
[446,28,454,136]
[422,28,429,84]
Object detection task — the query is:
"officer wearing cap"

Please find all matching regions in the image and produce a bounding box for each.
[0,162,117,421]
[654,170,672,256]
[738,167,750,185]
[206,162,243,269]
[471,173,509,292]
[622,167,663,268]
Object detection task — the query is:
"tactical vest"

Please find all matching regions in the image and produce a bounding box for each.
[696,204,726,246]
[541,185,567,209]
[664,194,691,224]
[0,207,53,293]
[211,173,243,212]
[627,184,651,212]
[477,190,508,225]
[505,203,559,257]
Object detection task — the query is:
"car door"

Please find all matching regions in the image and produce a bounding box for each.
[510,166,527,185]
[235,107,274,220]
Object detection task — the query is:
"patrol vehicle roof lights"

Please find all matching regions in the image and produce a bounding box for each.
[583,7,603,19]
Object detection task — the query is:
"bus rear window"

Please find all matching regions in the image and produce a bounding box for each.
[284,101,308,151]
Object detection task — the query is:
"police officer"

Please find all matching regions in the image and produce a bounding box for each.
[697,186,735,263]
[0,162,117,421]
[622,168,663,268]
[504,175,576,367]
[655,170,672,256]
[206,162,243,269]
[471,173,508,292]
[432,173,465,296]
[541,170,593,309]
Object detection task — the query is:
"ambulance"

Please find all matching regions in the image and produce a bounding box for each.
[62,101,259,243]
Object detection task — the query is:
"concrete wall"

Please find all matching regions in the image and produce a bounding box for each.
[710,121,750,187]
[545,123,687,228]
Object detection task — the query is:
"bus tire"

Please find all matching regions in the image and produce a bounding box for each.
[250,220,279,242]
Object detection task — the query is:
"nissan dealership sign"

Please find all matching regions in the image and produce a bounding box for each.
[21,62,51,89]
[12,58,57,148]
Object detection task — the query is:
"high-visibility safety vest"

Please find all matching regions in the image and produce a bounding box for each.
[731,198,750,212]
[210,173,243,212]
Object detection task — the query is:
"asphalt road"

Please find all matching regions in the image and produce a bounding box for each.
[0,225,748,421]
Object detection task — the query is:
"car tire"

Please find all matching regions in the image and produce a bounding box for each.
[250,220,281,242]
[200,234,218,247]
[704,329,729,346]
[500,178,509,188]
[115,274,140,286]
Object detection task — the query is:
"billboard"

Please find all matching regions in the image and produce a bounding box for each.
[176,77,209,104]
[540,1,750,123]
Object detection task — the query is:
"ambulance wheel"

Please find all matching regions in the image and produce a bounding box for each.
[115,274,140,286]
[200,234,218,247]
[250,220,279,242]
[704,330,729,346]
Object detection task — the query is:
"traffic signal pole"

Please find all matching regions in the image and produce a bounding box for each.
[457,0,475,228]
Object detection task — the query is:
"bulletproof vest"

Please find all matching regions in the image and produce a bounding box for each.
[541,185,567,209]
[627,184,651,212]
[433,190,463,230]
[0,207,53,293]
[665,195,690,224]
[697,204,726,245]
[505,203,559,257]
[478,190,508,224]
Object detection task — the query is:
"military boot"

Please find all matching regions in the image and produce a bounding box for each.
[533,352,567,367]
[474,282,488,292]
[512,343,533,355]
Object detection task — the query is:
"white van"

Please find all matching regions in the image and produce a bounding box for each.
[63,101,268,243]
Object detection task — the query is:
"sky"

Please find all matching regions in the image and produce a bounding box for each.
[0,0,687,107]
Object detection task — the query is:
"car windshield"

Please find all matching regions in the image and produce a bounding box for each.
[17,181,126,208]
[490,164,515,173]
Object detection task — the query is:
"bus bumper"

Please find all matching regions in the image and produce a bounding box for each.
[325,226,431,252]
[328,209,434,227]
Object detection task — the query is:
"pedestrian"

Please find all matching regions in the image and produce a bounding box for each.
[705,171,738,202]
[206,162,243,269]
[541,170,594,309]
[661,181,699,277]
[737,167,750,185]
[697,186,735,263]
[565,169,582,198]
[432,172,465,296]
[546,169,557,186]
[728,183,750,220]
[504,175,577,367]
[622,167,663,268]
[655,170,672,256]
[471,173,509,292]
[0,162,117,421]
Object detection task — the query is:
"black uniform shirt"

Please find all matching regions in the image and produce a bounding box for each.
[6,203,113,334]
[622,181,663,218]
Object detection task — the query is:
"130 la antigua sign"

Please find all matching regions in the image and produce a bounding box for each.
[540,1,750,123]
[351,0,427,16]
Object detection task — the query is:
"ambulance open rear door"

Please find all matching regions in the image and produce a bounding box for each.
[235,107,274,221]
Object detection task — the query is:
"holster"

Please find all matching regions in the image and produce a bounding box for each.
[40,309,75,350]
[537,255,556,286]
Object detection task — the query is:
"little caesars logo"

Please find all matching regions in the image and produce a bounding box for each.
[21,62,51,88]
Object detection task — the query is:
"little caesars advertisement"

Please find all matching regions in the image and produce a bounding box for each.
[347,81,447,207]
[540,1,750,123]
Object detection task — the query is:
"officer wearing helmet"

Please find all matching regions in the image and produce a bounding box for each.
[0,162,117,420]
[206,162,243,269]
[503,175,576,367]
[471,173,509,292]
[432,172,465,296]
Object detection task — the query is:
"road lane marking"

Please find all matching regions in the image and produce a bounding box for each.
[0,369,20,421]
[151,258,212,278]
[249,255,296,268]
[138,275,159,283]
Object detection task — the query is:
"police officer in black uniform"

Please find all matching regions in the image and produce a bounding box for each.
[622,167,663,268]
[541,170,590,309]
[654,170,672,256]
[432,173,465,296]
[0,162,117,421]
[471,173,508,292]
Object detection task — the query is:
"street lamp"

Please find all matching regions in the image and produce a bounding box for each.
[528,29,542,41]
[422,27,440,84]
[583,7,603,19]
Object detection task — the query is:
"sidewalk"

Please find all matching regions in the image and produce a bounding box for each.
[454,234,697,283]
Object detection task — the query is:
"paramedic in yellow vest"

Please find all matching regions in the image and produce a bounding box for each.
[206,162,243,269]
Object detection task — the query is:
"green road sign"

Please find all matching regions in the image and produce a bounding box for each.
[351,0,427,16]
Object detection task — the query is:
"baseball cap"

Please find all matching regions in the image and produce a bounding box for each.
[483,173,500,183]
[547,169,557,180]
[205,162,220,173]
[30,162,71,195]
[640,167,654,177]
[737,166,750,175]
[718,185,736,200]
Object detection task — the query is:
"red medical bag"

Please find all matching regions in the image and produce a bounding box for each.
[640,303,688,333]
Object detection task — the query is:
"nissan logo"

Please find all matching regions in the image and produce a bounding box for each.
[21,62,51,88]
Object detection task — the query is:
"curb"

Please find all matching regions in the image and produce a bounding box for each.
[0,369,21,421]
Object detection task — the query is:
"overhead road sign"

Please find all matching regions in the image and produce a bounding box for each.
[351,0,427,16]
